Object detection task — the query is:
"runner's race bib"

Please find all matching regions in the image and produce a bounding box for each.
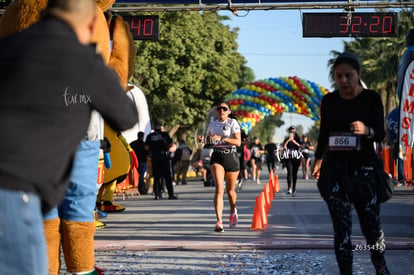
[328,132,360,151]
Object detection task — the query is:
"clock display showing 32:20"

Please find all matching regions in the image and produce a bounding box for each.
[302,12,398,37]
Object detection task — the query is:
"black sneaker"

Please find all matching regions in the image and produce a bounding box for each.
[169,195,178,200]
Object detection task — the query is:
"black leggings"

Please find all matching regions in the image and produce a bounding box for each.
[326,166,386,275]
[285,158,301,191]
[266,157,276,173]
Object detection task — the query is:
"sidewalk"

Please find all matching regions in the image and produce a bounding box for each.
[62,168,414,274]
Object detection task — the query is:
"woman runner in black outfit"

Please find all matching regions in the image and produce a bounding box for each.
[312,52,390,275]
[282,126,302,196]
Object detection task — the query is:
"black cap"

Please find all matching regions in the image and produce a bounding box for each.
[288,126,296,132]
[334,52,360,72]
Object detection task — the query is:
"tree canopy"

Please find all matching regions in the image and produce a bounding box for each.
[131,11,253,136]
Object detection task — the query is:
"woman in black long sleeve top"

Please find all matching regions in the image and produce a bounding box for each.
[311,52,389,275]
[282,126,302,196]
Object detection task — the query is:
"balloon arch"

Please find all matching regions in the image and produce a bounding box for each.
[225,76,330,132]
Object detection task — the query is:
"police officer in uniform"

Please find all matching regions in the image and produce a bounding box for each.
[145,122,177,200]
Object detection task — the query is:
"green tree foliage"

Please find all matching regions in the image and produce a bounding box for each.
[131,11,251,134]
[247,114,283,141]
[307,123,320,146]
[327,9,414,116]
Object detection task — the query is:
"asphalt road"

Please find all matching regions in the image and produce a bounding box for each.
[61,167,414,274]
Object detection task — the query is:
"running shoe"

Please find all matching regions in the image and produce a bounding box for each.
[229,208,238,228]
[214,221,224,232]
[236,178,244,192]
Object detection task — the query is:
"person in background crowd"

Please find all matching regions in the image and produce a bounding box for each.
[300,134,314,180]
[201,101,241,232]
[282,126,302,195]
[264,136,277,175]
[145,122,178,200]
[130,131,149,194]
[392,140,405,187]
[311,52,389,274]
[175,137,192,185]
[250,136,265,184]
[241,131,250,182]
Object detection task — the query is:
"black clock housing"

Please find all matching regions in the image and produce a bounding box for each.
[303,12,398,38]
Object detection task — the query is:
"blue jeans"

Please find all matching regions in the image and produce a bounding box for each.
[44,140,100,222]
[397,157,405,183]
[0,189,48,275]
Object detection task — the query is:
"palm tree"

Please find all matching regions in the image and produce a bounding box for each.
[327,9,414,116]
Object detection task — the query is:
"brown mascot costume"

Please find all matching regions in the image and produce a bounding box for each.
[0,0,136,274]
[96,9,138,214]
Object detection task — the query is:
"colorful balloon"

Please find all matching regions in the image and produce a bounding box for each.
[226,76,330,132]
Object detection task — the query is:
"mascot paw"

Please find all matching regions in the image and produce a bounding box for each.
[94,220,106,229]
[99,201,125,213]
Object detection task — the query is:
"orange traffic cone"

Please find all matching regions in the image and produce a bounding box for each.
[274,174,280,192]
[269,181,275,200]
[259,192,268,227]
[263,186,271,214]
[269,169,275,186]
[250,196,264,230]
[266,181,274,201]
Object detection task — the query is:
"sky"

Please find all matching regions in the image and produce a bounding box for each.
[218,9,352,141]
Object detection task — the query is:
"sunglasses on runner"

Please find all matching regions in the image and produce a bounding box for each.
[216,106,228,111]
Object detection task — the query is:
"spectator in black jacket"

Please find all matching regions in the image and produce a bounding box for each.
[0,1,138,274]
[145,122,178,200]
[130,131,149,194]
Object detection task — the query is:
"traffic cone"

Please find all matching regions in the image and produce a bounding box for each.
[250,196,264,230]
[274,173,280,193]
[268,181,275,200]
[265,181,274,201]
[259,192,268,227]
[263,186,271,214]
[269,169,275,186]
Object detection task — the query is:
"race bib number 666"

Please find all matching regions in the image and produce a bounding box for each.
[329,132,359,151]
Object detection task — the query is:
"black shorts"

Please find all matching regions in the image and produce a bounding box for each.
[251,157,262,169]
[210,151,240,172]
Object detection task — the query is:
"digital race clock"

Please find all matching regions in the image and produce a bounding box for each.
[111,15,159,40]
[302,12,398,38]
